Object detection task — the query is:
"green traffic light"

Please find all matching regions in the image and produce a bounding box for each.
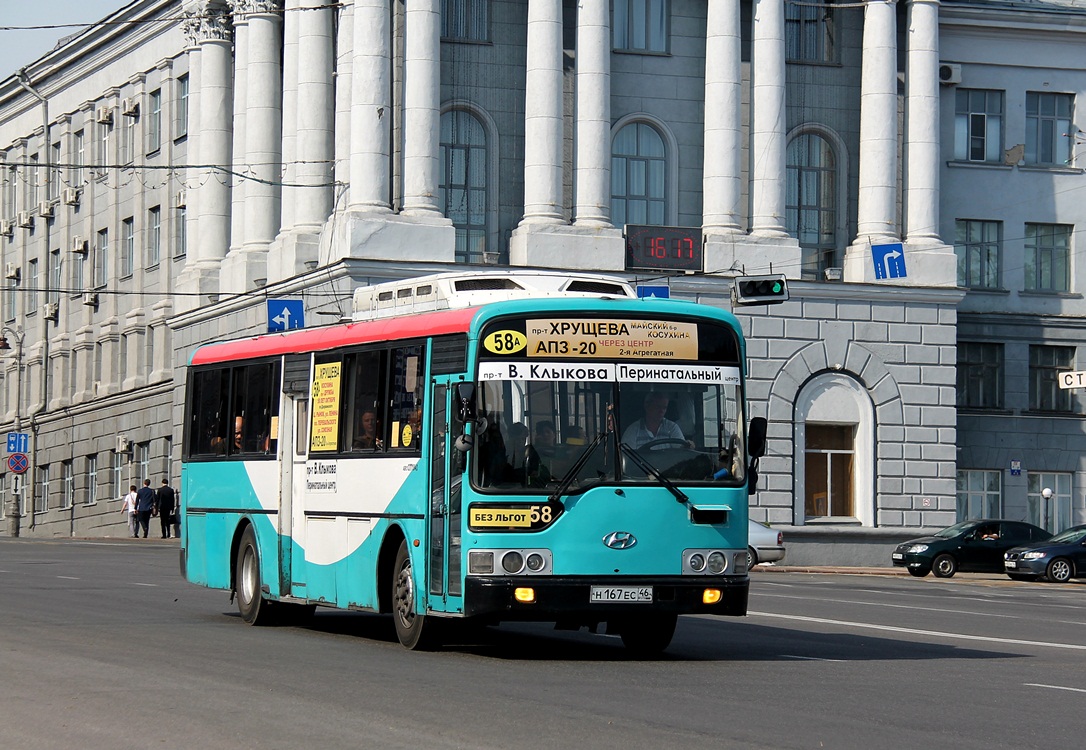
[771,282,782,294]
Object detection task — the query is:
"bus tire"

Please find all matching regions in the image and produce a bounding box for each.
[392,540,441,650]
[616,613,677,656]
[236,525,274,625]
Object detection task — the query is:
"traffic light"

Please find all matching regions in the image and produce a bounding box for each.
[0,336,8,351]
[732,275,789,306]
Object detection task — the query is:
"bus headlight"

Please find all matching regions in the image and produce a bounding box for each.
[707,551,727,574]
[525,553,546,572]
[501,551,525,574]
[468,551,494,574]
[689,553,706,572]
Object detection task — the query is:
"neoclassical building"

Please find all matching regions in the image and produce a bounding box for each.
[0,0,1083,563]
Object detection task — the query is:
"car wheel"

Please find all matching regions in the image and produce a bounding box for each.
[1046,557,1073,583]
[932,553,957,578]
[747,547,758,570]
[907,566,930,578]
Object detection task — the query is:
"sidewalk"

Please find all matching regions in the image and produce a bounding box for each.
[754,564,906,576]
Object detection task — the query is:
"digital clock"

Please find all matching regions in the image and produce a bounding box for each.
[624,225,704,273]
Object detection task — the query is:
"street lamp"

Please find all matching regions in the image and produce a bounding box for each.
[0,324,25,537]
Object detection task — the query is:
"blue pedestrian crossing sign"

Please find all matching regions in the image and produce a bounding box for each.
[636,285,670,299]
[268,299,305,332]
[871,242,907,280]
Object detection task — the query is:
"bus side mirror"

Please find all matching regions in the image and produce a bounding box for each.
[456,382,477,423]
[746,417,767,496]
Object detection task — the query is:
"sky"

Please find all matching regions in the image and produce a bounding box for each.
[0,1,127,80]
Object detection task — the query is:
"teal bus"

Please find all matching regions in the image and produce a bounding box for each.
[180,272,767,653]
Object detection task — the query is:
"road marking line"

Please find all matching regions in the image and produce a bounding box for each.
[56,576,80,580]
[131,583,157,587]
[1024,683,1086,694]
[781,654,846,662]
[756,592,1018,619]
[748,611,1086,651]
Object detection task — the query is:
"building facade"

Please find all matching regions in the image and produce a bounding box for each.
[0,0,1082,564]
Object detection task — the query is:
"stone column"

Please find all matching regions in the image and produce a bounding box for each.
[279,0,301,233]
[334,1,353,197]
[703,0,743,235]
[574,0,611,227]
[749,0,788,237]
[905,0,940,245]
[177,1,232,301]
[228,10,249,254]
[519,0,564,224]
[294,0,334,230]
[240,1,283,249]
[349,0,391,212]
[855,0,899,244]
[402,0,442,215]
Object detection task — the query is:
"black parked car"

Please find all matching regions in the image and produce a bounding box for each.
[1004,525,1086,583]
[892,519,1052,578]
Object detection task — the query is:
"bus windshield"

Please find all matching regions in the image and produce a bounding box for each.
[474,375,746,494]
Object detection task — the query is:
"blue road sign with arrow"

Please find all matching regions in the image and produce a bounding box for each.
[267,299,305,332]
[871,242,907,280]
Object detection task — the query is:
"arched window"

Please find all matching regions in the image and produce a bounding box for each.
[786,133,837,279]
[611,122,666,229]
[439,110,488,263]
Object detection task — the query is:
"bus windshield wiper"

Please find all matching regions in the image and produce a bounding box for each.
[617,442,689,504]
[547,428,611,503]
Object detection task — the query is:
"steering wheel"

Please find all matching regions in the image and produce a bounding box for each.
[639,438,689,451]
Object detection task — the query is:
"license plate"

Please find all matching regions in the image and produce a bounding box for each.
[1005,561,1017,569]
[589,586,653,603]
[892,553,903,560]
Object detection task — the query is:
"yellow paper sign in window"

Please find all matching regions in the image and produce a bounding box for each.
[310,362,342,452]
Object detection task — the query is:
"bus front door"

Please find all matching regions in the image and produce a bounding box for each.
[427,377,464,615]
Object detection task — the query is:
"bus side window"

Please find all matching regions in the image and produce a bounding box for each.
[189,368,229,456]
[388,346,424,452]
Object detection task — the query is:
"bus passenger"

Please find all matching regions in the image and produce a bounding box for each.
[525,420,556,485]
[353,409,382,450]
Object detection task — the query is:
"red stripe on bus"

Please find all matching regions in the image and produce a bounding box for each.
[191,307,479,365]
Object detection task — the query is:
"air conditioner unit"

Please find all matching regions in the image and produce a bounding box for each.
[62,187,81,206]
[38,200,54,218]
[0,220,12,237]
[115,435,132,454]
[938,63,962,86]
[4,263,19,280]
[43,302,59,322]
[173,190,186,209]
[121,97,139,117]
[95,106,113,124]
[17,210,33,228]
[71,235,88,254]
[82,291,99,307]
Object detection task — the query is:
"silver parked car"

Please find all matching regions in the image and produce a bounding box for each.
[748,519,786,568]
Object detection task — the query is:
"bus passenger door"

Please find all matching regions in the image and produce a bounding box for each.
[428,377,464,614]
[285,394,309,598]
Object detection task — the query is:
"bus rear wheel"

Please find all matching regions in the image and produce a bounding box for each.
[392,540,441,650]
[236,526,274,625]
[615,613,677,656]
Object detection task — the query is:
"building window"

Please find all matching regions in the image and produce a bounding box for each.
[72,130,85,186]
[957,469,1001,522]
[176,75,189,139]
[3,165,15,218]
[146,324,155,376]
[50,248,61,303]
[611,122,666,228]
[49,141,61,201]
[37,464,49,513]
[1026,92,1073,167]
[804,424,854,518]
[1024,223,1071,292]
[62,461,74,509]
[442,0,488,41]
[27,154,38,208]
[613,0,668,53]
[85,454,97,505]
[148,89,162,154]
[147,206,161,268]
[954,219,1001,288]
[953,89,1003,163]
[785,2,835,63]
[1027,472,1072,534]
[120,108,135,164]
[787,133,837,278]
[27,258,38,313]
[957,342,1003,409]
[72,246,84,295]
[1029,345,1074,412]
[113,450,124,501]
[121,217,135,278]
[138,442,150,485]
[164,436,173,481]
[439,110,488,263]
[97,120,111,171]
[95,229,109,289]
[174,206,187,259]
[4,278,16,323]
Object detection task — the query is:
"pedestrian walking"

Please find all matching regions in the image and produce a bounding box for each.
[135,479,156,539]
[121,485,139,538]
[156,478,176,539]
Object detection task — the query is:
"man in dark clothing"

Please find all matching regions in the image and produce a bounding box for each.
[135,479,156,539]
[156,479,177,539]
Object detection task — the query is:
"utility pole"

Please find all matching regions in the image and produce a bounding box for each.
[1,325,25,537]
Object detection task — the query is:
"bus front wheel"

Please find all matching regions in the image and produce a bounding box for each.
[614,613,677,656]
[392,540,441,650]
[236,526,273,625]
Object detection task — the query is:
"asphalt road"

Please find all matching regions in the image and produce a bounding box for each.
[1,538,1083,749]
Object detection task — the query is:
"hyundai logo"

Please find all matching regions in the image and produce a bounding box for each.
[603,531,637,550]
